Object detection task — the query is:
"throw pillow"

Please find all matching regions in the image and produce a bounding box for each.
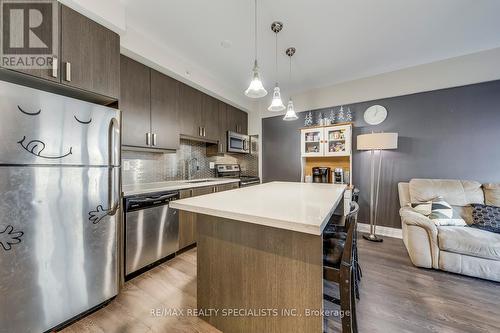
[428,197,467,226]
[471,203,500,233]
[483,183,500,207]
[409,200,432,216]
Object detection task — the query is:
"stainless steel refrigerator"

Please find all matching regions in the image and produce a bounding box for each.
[0,80,121,332]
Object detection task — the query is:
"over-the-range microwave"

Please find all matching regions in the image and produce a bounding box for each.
[227,131,249,154]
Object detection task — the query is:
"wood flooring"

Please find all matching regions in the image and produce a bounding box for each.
[61,236,500,333]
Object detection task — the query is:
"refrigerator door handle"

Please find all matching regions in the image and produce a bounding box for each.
[108,167,120,216]
[108,117,121,216]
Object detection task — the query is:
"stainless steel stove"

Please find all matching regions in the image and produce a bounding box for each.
[215,164,260,187]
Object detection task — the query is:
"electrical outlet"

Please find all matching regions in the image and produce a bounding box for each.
[209,162,215,169]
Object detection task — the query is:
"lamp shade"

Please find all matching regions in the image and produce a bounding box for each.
[357,132,398,150]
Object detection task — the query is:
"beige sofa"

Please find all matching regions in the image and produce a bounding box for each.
[398,179,500,282]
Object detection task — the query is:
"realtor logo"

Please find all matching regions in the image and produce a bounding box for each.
[1,0,58,69]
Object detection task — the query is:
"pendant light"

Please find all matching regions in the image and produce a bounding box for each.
[268,21,286,112]
[283,47,298,121]
[244,0,267,98]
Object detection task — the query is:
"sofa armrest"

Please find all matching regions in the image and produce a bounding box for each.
[399,207,440,269]
[400,207,437,234]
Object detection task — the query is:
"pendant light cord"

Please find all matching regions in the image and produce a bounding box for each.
[254,0,257,61]
[275,32,278,83]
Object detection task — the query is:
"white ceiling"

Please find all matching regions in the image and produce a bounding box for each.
[121,0,500,105]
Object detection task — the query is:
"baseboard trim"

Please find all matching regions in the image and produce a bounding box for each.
[358,223,402,239]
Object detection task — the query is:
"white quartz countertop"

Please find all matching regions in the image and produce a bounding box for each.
[170,181,347,235]
[122,178,240,197]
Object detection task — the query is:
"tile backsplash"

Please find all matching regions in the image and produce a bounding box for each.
[122,138,259,185]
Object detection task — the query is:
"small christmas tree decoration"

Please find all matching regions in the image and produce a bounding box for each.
[316,112,324,126]
[329,109,336,124]
[345,107,353,122]
[304,111,313,127]
[337,106,345,123]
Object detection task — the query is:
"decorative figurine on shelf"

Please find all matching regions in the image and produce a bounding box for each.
[329,109,336,124]
[304,111,313,127]
[345,107,353,122]
[337,106,346,123]
[316,112,324,126]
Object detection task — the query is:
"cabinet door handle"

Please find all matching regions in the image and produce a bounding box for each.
[51,56,58,78]
[65,62,71,82]
[198,127,202,136]
[202,127,206,137]
[152,133,157,146]
[146,132,151,146]
[219,143,223,153]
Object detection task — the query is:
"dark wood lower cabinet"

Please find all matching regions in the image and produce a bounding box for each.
[178,189,197,249]
[216,183,239,192]
[178,183,239,250]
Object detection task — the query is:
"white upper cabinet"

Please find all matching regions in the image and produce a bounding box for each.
[301,124,352,157]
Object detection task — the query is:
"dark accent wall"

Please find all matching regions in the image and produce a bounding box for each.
[262,80,500,228]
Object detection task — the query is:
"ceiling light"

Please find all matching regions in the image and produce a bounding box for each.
[268,84,286,111]
[245,61,267,98]
[244,0,267,98]
[283,47,298,121]
[268,21,285,112]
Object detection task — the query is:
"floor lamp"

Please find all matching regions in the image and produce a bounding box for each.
[357,132,398,242]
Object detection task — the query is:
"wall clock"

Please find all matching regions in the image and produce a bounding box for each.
[364,105,387,125]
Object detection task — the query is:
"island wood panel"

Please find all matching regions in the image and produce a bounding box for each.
[197,214,323,333]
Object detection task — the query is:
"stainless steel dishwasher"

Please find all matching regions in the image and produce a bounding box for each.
[124,191,180,277]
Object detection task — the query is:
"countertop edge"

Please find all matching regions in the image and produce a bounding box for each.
[169,201,323,236]
[170,182,347,235]
[122,179,241,197]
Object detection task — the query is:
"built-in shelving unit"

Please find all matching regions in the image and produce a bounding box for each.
[300,123,353,184]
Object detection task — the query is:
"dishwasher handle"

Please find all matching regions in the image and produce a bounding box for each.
[126,192,179,211]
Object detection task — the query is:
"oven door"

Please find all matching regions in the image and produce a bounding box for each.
[227,131,249,153]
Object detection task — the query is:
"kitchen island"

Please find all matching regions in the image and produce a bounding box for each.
[170,181,347,333]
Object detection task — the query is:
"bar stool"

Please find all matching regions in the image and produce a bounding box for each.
[324,188,362,300]
[323,201,359,333]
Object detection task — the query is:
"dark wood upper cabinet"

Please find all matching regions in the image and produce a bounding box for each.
[240,110,248,135]
[120,55,151,147]
[217,101,229,152]
[61,5,120,99]
[178,83,202,138]
[201,94,219,141]
[0,2,120,102]
[151,70,180,150]
[226,106,248,135]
